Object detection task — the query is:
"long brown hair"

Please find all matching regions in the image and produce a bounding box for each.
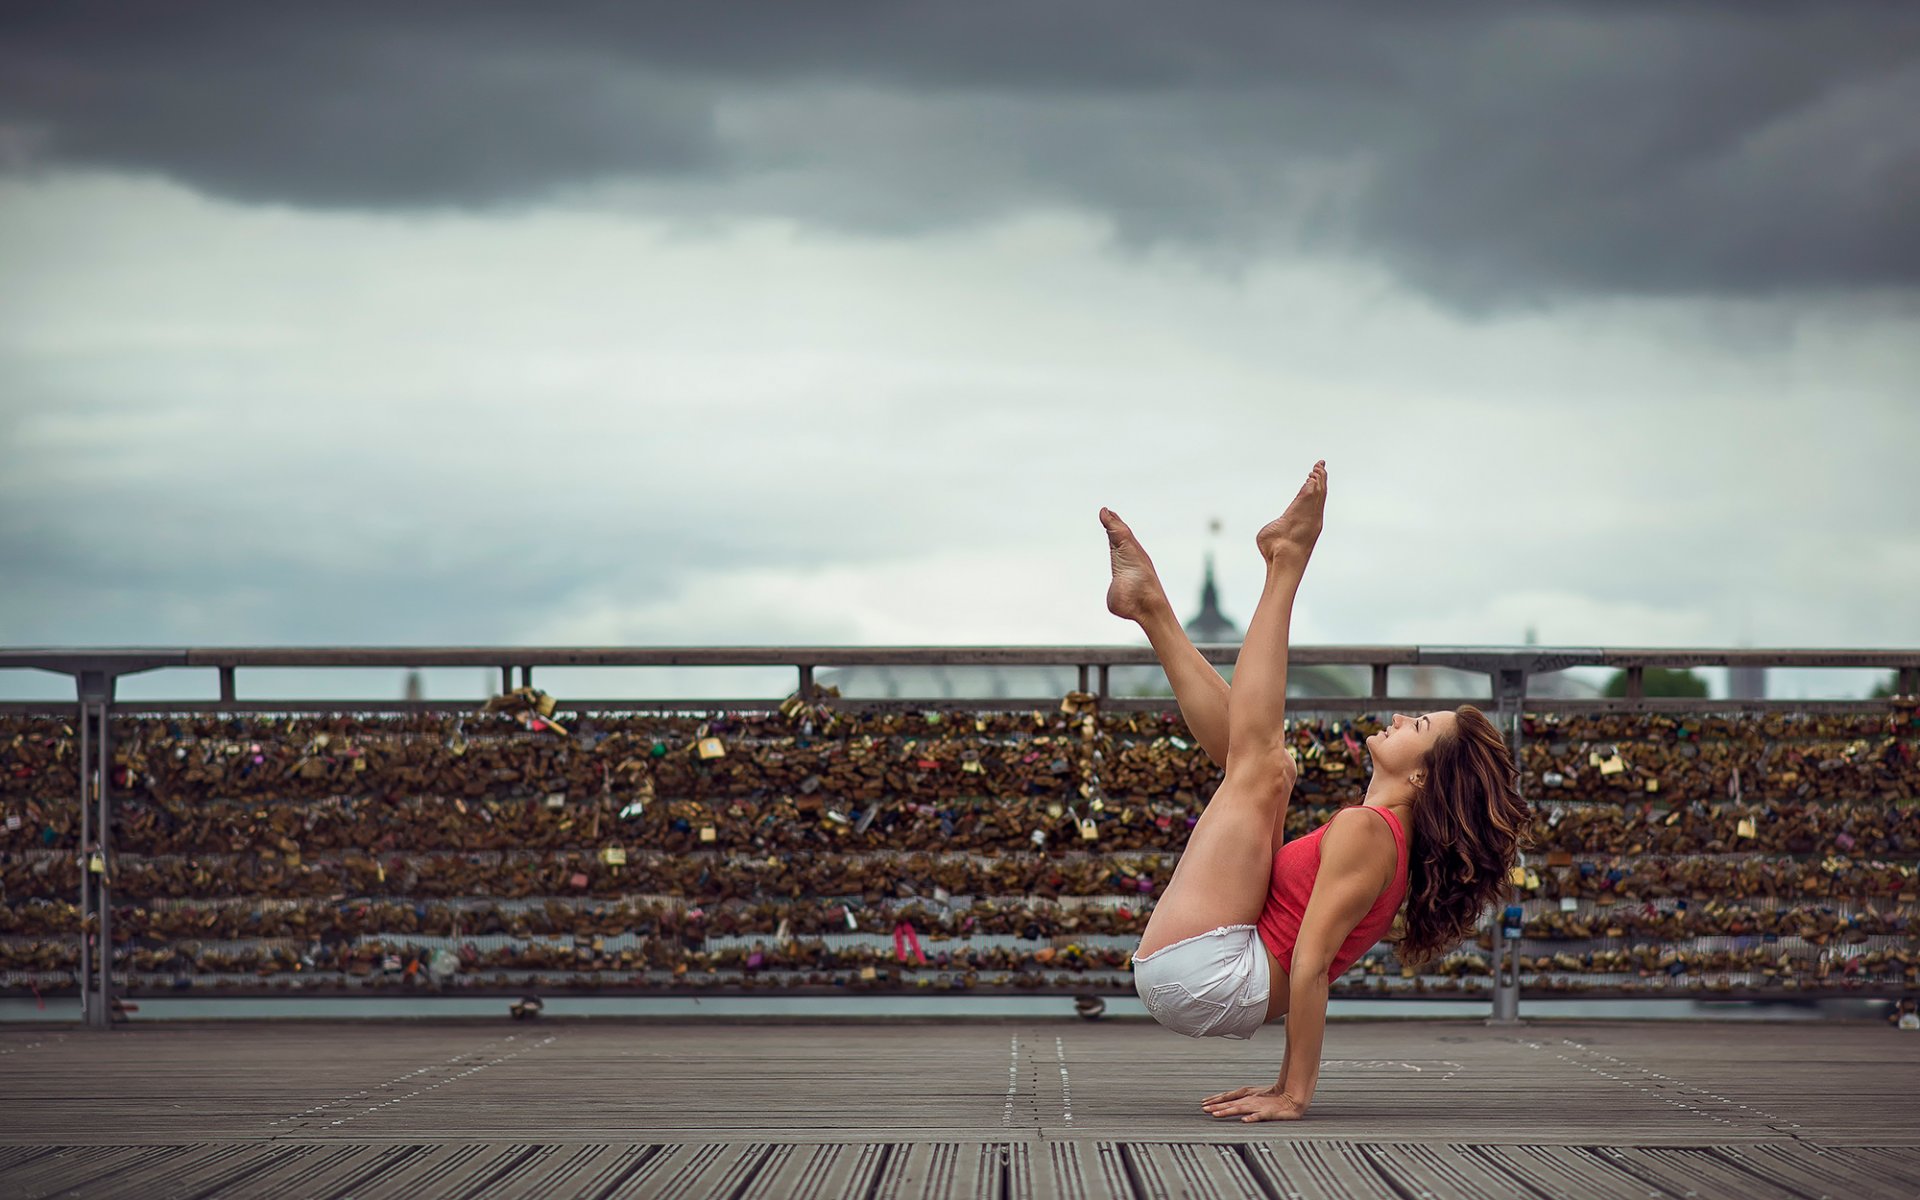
[1392,704,1535,971]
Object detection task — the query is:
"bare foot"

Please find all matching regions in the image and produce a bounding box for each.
[1100,507,1170,622]
[1254,460,1327,575]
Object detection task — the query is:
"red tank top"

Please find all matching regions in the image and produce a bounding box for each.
[1255,804,1409,982]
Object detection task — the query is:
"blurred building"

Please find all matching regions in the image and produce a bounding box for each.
[1183,551,1238,643]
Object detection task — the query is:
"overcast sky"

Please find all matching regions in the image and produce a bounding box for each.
[2,2,1915,703]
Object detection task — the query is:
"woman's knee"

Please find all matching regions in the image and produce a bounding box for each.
[1222,743,1297,793]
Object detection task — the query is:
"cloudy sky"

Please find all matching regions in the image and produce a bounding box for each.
[2,2,1915,703]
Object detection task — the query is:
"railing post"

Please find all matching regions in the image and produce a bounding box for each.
[76,676,90,1027]
[76,669,115,1029]
[1487,665,1527,1026]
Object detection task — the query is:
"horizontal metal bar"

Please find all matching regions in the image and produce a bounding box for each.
[1,644,1916,673]
[0,696,1902,716]
[45,984,1919,1003]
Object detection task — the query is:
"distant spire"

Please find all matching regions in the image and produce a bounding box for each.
[1184,549,1240,644]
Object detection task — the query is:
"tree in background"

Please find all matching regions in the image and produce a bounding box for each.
[1602,668,1709,698]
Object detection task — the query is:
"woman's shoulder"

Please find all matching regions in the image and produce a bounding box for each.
[1326,806,1405,885]
[1331,804,1401,835]
[1315,806,1399,861]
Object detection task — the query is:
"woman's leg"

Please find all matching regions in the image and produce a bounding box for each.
[1135,462,1326,959]
[1101,507,1232,766]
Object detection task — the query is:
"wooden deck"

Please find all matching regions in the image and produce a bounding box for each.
[1,1017,1916,1198]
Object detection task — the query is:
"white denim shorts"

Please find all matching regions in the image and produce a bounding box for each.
[1131,923,1272,1040]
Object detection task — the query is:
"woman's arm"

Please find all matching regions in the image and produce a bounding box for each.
[1286,815,1397,1104]
[1208,810,1394,1121]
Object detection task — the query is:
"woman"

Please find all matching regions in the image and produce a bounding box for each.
[1100,460,1528,1122]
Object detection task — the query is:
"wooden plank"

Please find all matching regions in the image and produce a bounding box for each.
[220,1144,424,1200]
[120,1143,318,1199]
[1355,1142,1551,1200]
[1587,1146,1812,1200]
[1719,1142,1910,1200]
[1045,1141,1106,1200]
[1115,1142,1281,1199]
[1260,1140,1422,1199]
[1831,1146,1920,1193]
[7,1146,199,1199]
[1466,1145,1673,1200]
[871,1143,1003,1200]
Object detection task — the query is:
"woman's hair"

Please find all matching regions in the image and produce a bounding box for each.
[1391,703,1536,972]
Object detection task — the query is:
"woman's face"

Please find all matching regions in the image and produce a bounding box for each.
[1365,710,1454,774]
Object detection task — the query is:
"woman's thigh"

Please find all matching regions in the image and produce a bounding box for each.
[1135,760,1290,959]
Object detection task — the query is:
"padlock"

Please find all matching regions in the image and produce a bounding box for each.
[698,736,726,760]
[1501,904,1524,939]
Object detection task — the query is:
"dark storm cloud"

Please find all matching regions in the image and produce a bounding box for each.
[3,1,1918,305]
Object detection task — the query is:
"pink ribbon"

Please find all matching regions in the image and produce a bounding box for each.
[893,920,926,965]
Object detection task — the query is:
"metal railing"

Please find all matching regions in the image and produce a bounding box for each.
[3,643,1916,1029]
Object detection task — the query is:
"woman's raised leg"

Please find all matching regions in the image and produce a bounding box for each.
[1135,461,1326,960]
[1101,508,1232,767]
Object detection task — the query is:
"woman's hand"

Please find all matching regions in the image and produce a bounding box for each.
[1201,1085,1309,1122]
